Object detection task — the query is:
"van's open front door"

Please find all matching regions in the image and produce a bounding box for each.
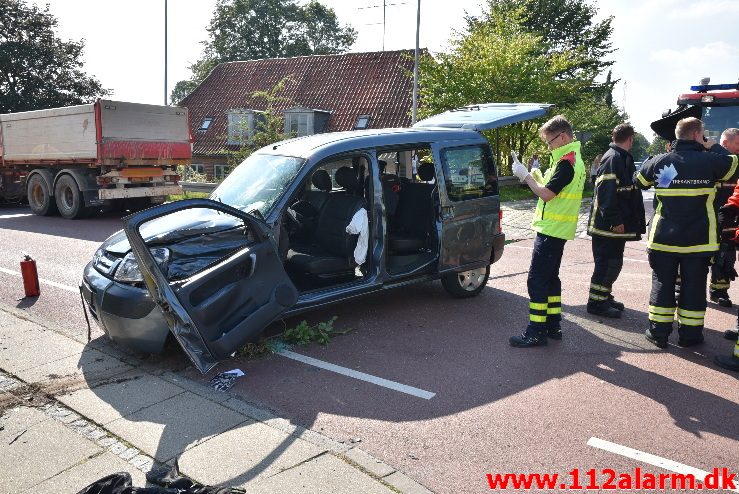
[124,199,298,374]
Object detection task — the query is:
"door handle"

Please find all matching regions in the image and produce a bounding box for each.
[247,253,257,278]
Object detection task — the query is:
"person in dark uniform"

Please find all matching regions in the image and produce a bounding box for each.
[509,115,586,347]
[586,123,646,318]
[710,128,739,308]
[634,117,738,348]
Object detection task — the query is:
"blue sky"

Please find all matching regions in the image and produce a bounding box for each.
[29,0,739,138]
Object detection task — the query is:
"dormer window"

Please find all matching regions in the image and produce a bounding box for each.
[198,117,213,131]
[354,115,371,130]
[227,109,258,145]
[284,110,312,137]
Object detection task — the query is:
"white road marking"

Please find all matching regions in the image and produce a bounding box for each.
[277,349,436,400]
[0,267,78,293]
[0,213,34,219]
[587,437,739,492]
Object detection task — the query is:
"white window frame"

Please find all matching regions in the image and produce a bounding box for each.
[284,110,314,137]
[227,110,255,145]
[190,164,205,174]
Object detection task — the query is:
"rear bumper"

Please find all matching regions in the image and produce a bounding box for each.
[491,232,505,263]
[81,262,170,353]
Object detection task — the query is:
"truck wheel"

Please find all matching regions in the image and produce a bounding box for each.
[54,175,87,219]
[441,265,490,298]
[27,174,58,216]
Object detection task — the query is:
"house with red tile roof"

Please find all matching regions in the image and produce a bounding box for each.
[179,49,415,179]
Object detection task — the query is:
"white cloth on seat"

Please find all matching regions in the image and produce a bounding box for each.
[346,207,369,265]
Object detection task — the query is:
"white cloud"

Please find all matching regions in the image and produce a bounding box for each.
[667,0,739,19]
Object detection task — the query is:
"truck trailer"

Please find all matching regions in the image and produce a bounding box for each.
[0,99,191,219]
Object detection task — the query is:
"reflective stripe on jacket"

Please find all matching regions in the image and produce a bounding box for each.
[532,140,587,240]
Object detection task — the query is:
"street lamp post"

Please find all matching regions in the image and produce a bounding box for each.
[412,0,420,125]
[164,0,168,105]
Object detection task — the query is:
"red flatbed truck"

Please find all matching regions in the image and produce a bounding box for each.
[0,99,191,219]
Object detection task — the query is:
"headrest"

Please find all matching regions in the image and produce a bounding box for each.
[311,169,332,192]
[417,162,435,182]
[335,166,358,190]
[378,159,388,173]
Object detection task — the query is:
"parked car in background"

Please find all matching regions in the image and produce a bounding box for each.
[81,103,553,373]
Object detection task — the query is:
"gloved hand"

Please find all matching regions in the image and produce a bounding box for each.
[715,242,738,280]
[511,151,529,182]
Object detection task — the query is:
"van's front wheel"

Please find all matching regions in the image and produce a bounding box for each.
[441,265,490,298]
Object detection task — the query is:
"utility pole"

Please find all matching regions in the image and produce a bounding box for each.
[164,0,168,105]
[412,0,420,124]
[382,0,386,51]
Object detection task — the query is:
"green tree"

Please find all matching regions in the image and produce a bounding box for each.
[171,0,356,103]
[470,0,614,76]
[0,0,108,113]
[631,132,649,161]
[419,8,594,173]
[646,135,669,157]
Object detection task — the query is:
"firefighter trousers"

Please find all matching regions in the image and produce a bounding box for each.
[526,233,566,335]
[588,236,626,305]
[648,252,710,342]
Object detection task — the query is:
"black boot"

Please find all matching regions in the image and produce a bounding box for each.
[714,355,739,371]
[645,329,668,349]
[724,329,739,341]
[546,323,563,341]
[710,290,732,308]
[608,295,625,311]
[509,330,547,348]
[587,300,622,319]
[678,335,704,347]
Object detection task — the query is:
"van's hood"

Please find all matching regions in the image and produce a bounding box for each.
[101,208,243,254]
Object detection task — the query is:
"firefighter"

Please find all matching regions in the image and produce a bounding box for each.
[586,123,646,318]
[709,128,739,307]
[509,115,586,347]
[714,128,739,340]
[634,117,738,348]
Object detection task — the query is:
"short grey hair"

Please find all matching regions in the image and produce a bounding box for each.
[721,128,739,141]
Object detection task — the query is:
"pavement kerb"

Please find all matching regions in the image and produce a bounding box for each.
[0,303,432,493]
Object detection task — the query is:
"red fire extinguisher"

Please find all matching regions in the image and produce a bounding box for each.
[20,253,40,297]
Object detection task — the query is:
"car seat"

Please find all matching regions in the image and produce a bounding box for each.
[387,162,437,255]
[286,166,365,283]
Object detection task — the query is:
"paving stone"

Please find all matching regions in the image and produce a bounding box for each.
[108,441,128,455]
[0,406,101,493]
[105,391,248,462]
[96,436,117,448]
[180,419,326,487]
[119,447,140,461]
[15,347,131,383]
[58,371,184,425]
[246,454,395,494]
[129,454,154,471]
[384,471,434,494]
[0,330,85,376]
[24,450,148,494]
[344,447,396,478]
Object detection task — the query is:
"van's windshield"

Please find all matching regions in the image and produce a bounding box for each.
[211,154,304,216]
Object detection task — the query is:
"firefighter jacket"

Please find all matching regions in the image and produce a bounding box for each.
[634,140,738,256]
[587,143,646,240]
[532,140,587,240]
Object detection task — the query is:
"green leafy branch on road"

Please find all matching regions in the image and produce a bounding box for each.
[236,316,353,359]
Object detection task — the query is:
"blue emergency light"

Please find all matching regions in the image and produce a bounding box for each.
[690,83,739,91]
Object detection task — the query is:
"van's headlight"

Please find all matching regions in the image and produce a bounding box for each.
[113,248,170,283]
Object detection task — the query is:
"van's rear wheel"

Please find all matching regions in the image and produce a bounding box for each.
[54,175,87,219]
[441,265,490,298]
[27,174,58,216]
